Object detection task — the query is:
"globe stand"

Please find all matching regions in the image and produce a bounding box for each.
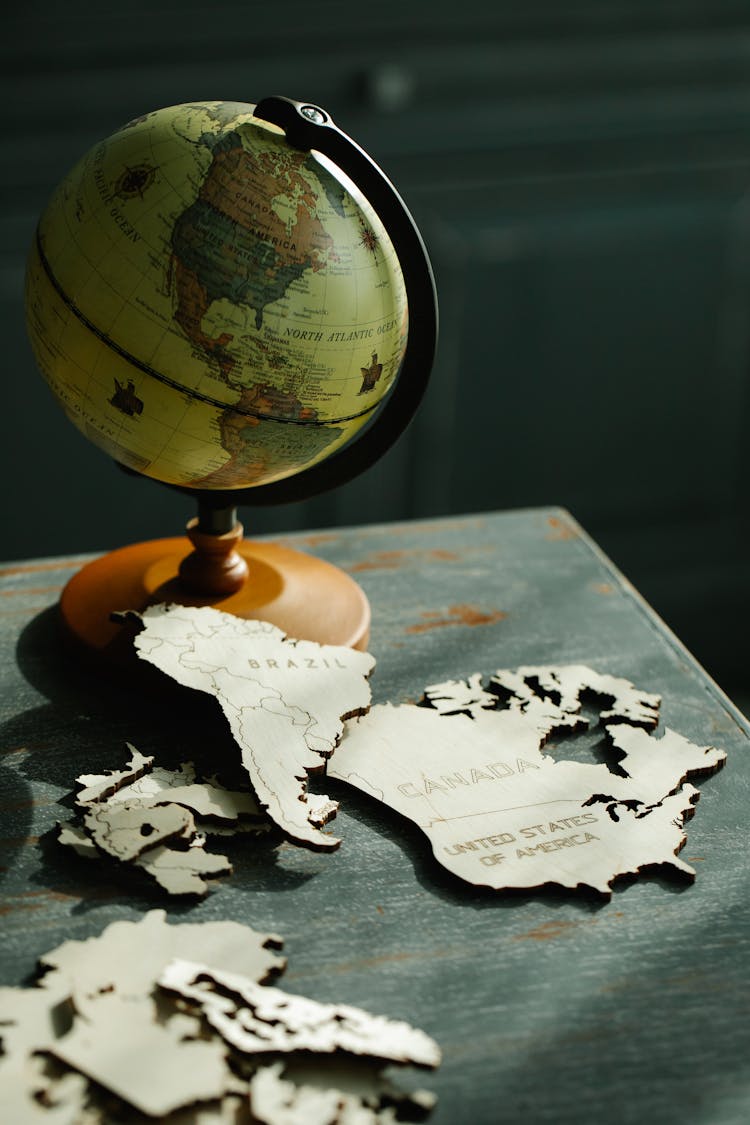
[178,514,250,596]
[59,502,371,662]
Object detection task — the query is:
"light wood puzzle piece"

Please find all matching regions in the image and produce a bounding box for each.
[0,979,73,1076]
[75,749,264,823]
[133,604,375,850]
[57,822,98,859]
[48,993,229,1118]
[250,1065,363,1125]
[0,910,284,1122]
[0,1055,89,1125]
[60,747,271,896]
[27,910,287,1117]
[39,909,285,1004]
[0,910,439,1123]
[331,666,726,897]
[249,1060,436,1125]
[134,841,233,896]
[75,743,153,805]
[159,959,441,1067]
[93,759,265,823]
[82,798,195,860]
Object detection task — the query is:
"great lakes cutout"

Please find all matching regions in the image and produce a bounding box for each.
[330,665,726,896]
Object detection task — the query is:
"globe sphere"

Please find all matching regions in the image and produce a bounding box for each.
[25,101,408,492]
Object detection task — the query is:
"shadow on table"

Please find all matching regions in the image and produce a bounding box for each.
[11,605,252,785]
[0,757,32,891]
[6,606,316,904]
[8,604,697,915]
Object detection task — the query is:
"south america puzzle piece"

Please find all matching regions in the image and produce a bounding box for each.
[133,604,375,850]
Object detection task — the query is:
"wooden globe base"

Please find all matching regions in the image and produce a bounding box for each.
[59,523,371,661]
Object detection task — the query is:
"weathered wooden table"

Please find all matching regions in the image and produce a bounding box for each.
[2,507,749,1123]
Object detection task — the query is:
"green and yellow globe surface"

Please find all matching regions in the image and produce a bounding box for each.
[25,101,408,491]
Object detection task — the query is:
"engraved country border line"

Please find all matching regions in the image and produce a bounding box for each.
[415,799,601,826]
[34,227,384,427]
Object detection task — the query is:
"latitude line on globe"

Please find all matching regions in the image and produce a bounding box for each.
[34,228,383,428]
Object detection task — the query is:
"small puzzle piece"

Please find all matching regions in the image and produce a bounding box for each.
[60,747,271,896]
[82,799,194,861]
[134,842,233,896]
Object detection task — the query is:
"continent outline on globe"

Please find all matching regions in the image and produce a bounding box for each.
[25,100,409,492]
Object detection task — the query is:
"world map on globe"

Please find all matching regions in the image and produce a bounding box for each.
[25,101,408,491]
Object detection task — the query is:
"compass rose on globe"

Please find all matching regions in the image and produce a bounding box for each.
[24,96,437,657]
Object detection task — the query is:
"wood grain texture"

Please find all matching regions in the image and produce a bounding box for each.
[1,507,749,1124]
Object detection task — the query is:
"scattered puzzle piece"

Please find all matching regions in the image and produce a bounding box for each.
[75,744,153,805]
[82,798,195,861]
[249,1060,435,1125]
[96,760,264,823]
[0,1055,89,1125]
[39,910,285,1003]
[306,792,340,828]
[59,746,271,896]
[159,959,441,1066]
[0,979,73,1059]
[133,605,375,850]
[250,1065,357,1125]
[330,665,726,897]
[0,911,438,1123]
[164,1093,250,1123]
[49,993,229,1118]
[134,841,233,896]
[56,823,98,860]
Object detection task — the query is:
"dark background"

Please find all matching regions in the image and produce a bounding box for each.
[4,1,750,698]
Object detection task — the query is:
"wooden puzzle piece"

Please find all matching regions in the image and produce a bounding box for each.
[133,605,375,849]
[95,760,264,823]
[331,667,725,897]
[57,822,98,859]
[75,743,153,805]
[0,980,72,1059]
[82,798,195,861]
[60,747,271,896]
[39,910,285,1003]
[249,1060,435,1125]
[0,1055,89,1125]
[159,959,441,1067]
[49,993,229,1118]
[0,911,438,1122]
[134,842,233,896]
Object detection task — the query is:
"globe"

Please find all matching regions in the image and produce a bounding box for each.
[23,96,436,657]
[25,99,410,493]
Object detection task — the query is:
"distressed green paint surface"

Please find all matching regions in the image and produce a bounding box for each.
[1,507,748,1123]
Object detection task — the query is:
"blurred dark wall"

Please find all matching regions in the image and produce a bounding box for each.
[4,1,750,691]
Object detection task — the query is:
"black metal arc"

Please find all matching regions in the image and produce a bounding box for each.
[178,95,438,509]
